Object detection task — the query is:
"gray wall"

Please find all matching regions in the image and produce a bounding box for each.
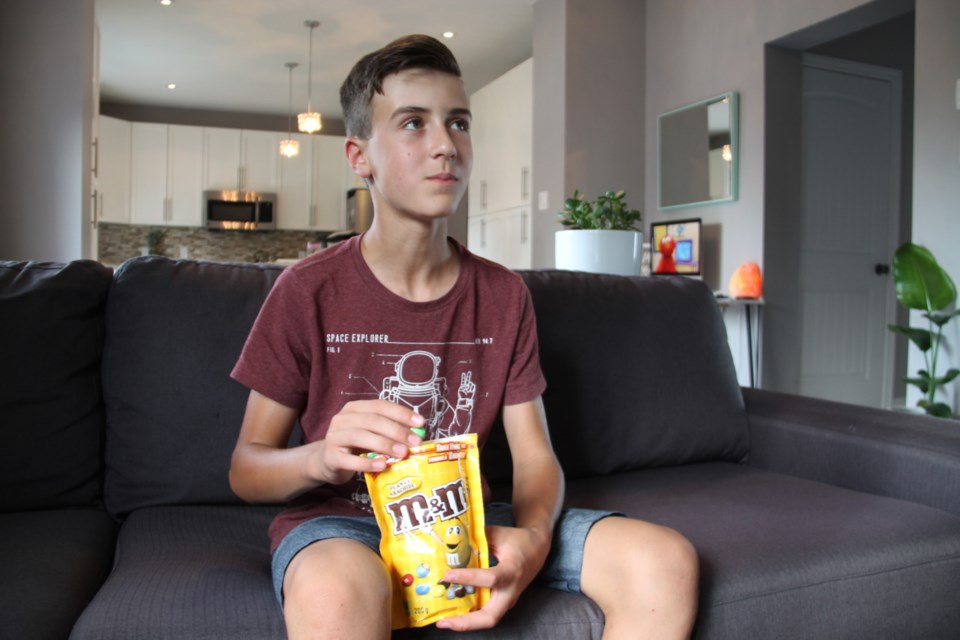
[911,0,960,413]
[0,0,96,261]
[530,0,645,268]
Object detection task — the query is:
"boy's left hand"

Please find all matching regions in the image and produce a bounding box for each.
[434,524,551,631]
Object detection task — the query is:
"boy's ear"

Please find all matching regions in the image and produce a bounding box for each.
[345,137,373,180]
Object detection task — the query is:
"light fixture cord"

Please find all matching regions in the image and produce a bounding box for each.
[306,22,315,111]
[287,64,294,135]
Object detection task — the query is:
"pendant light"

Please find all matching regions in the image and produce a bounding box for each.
[279,62,300,157]
[297,20,322,134]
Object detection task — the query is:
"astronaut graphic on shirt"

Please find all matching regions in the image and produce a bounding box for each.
[378,350,476,440]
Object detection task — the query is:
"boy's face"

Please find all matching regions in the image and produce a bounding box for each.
[349,69,472,224]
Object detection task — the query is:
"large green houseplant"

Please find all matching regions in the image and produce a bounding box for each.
[888,243,959,418]
[555,190,644,276]
[557,190,642,231]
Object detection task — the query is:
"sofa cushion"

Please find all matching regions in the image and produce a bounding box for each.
[70,505,605,640]
[564,462,960,639]
[0,260,112,511]
[101,257,284,517]
[490,272,749,482]
[0,508,117,640]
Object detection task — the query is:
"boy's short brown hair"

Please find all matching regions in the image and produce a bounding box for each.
[339,34,462,139]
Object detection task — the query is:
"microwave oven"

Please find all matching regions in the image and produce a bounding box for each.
[203,191,276,230]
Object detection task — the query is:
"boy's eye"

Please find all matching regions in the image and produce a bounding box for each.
[402,118,423,130]
[450,119,470,132]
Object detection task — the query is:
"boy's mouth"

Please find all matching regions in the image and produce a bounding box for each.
[427,172,458,184]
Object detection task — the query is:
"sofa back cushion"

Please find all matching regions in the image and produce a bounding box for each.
[101,257,283,517]
[485,271,749,484]
[0,260,112,511]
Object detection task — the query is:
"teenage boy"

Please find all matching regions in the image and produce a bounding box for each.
[229,34,698,639]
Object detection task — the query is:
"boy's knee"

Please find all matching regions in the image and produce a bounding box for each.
[283,540,391,611]
[655,526,699,588]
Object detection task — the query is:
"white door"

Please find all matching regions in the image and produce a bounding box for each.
[130,122,169,225]
[167,125,204,226]
[203,127,242,191]
[798,54,901,408]
[242,130,280,193]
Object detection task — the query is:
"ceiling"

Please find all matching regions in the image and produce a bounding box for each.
[95,0,535,122]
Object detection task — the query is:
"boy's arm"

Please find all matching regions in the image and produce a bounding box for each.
[229,390,425,503]
[436,396,564,631]
[503,396,564,544]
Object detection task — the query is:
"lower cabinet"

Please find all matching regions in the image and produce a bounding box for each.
[467,206,531,269]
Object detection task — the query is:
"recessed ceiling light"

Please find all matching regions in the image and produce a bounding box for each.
[442,31,455,39]
[159,0,173,6]
[166,83,177,90]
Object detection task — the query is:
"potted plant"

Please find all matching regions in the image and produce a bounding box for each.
[887,242,959,418]
[555,190,643,276]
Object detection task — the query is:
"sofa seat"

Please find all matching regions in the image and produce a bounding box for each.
[0,508,116,640]
[71,504,285,639]
[564,462,960,639]
[70,503,605,640]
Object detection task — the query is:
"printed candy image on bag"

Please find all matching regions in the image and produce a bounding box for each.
[364,433,489,629]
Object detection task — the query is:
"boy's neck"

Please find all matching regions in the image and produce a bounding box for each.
[359,219,460,303]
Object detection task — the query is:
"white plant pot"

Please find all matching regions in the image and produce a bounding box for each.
[555,229,644,276]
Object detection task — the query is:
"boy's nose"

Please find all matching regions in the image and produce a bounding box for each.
[430,126,457,159]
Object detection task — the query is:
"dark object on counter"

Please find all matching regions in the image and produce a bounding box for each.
[347,187,374,233]
[323,230,358,246]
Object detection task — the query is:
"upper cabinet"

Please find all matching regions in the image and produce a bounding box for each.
[97,115,131,224]
[278,134,361,231]
[469,58,532,216]
[130,123,204,227]
[467,58,533,270]
[203,128,280,193]
[102,118,357,230]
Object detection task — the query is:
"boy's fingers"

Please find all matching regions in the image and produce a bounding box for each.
[441,568,497,589]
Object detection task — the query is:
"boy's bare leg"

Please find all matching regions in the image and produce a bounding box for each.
[580,517,699,640]
[282,538,392,640]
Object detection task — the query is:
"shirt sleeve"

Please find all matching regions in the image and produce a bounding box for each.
[230,267,315,410]
[503,284,547,406]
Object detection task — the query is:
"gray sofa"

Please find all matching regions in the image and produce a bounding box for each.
[2,256,960,639]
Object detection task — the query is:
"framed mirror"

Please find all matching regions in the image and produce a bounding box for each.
[658,92,738,210]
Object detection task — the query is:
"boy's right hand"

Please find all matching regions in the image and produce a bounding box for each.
[310,399,425,485]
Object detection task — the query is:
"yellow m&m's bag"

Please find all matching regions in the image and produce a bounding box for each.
[364,433,489,629]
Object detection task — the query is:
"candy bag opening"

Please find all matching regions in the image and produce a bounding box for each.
[364,433,489,629]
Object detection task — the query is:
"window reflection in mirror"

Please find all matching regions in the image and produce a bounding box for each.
[658,92,738,210]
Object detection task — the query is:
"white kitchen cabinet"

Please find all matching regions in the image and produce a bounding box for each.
[466,205,531,270]
[130,123,203,227]
[203,128,280,193]
[468,58,532,216]
[97,115,131,224]
[278,135,358,230]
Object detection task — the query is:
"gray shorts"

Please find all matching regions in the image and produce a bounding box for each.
[271,503,619,604]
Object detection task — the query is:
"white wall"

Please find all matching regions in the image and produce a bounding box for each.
[910,0,960,413]
[0,0,96,262]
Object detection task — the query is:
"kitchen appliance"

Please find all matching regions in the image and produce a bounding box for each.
[346,187,373,233]
[203,190,276,231]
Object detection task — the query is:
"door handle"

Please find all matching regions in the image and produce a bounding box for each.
[875,263,890,275]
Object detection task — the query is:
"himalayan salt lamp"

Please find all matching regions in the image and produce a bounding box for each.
[729,261,763,299]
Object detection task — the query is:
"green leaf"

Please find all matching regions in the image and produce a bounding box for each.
[934,368,960,385]
[891,243,957,311]
[903,376,930,393]
[927,403,954,418]
[887,324,933,351]
[924,309,960,327]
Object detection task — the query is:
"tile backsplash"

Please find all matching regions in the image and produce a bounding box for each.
[98,223,329,266]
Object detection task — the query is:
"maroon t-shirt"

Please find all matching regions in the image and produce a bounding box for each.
[231,235,546,550]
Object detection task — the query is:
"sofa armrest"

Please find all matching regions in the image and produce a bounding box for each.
[743,387,960,517]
